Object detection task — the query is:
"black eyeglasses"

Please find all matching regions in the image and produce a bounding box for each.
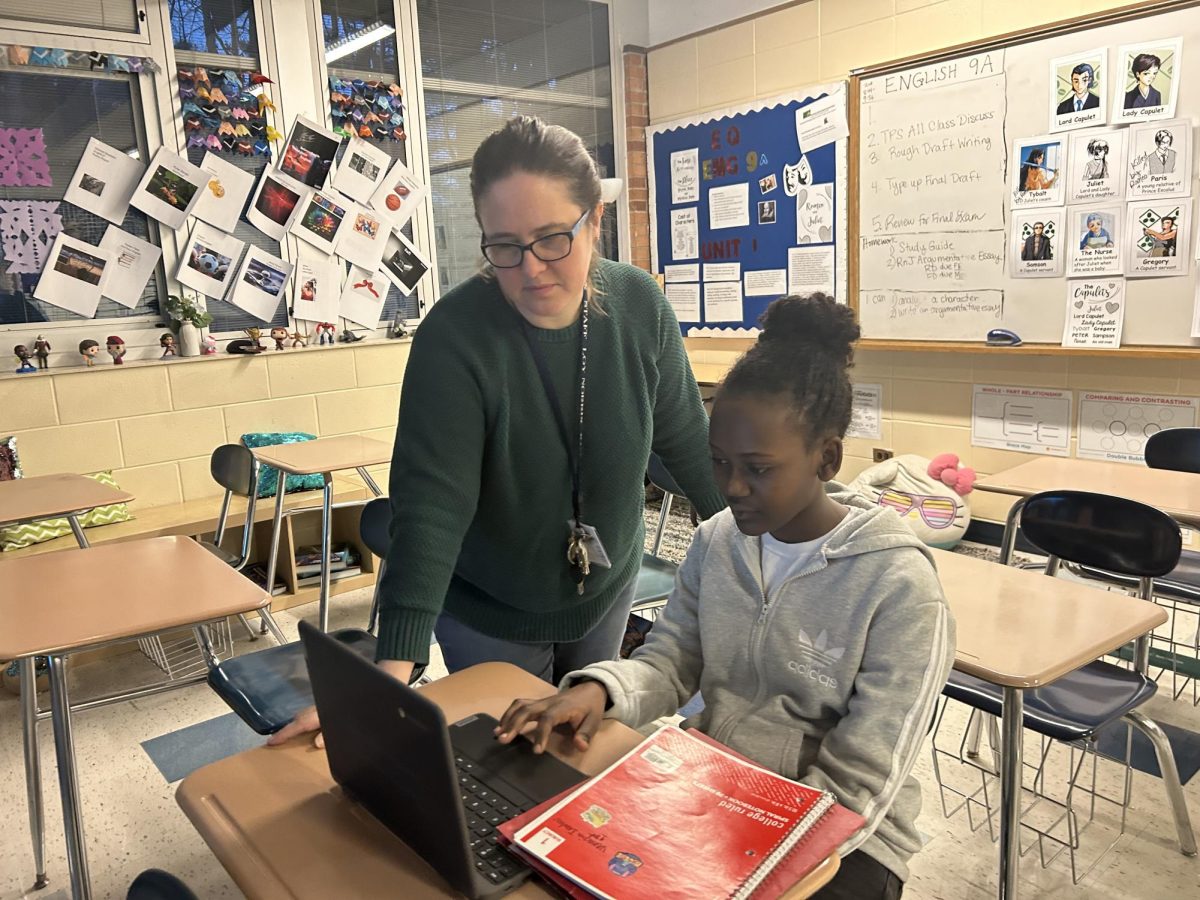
[481,210,590,269]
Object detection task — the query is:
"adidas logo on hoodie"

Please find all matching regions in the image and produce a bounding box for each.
[788,629,844,688]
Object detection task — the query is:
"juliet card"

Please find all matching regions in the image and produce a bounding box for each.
[63,137,144,225]
[228,245,294,323]
[192,151,255,232]
[175,221,245,298]
[129,147,208,230]
[33,233,111,317]
[338,265,389,328]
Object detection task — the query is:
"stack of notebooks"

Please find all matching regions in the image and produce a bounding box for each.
[294,543,362,588]
[498,725,865,899]
[241,562,286,596]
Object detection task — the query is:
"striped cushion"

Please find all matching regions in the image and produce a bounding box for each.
[0,470,133,551]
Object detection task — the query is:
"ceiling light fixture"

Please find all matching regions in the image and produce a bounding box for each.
[325,21,396,64]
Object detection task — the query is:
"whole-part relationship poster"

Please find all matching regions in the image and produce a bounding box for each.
[648,84,848,335]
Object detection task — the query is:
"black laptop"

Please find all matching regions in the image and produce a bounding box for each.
[298,620,587,898]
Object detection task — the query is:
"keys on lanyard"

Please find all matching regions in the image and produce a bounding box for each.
[567,527,590,595]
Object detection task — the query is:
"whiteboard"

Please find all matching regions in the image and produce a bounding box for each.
[855,2,1200,346]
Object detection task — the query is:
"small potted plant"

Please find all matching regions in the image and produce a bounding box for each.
[164,292,214,357]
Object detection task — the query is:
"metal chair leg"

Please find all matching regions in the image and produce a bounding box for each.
[46,655,91,899]
[1124,710,1198,856]
[257,608,289,646]
[19,657,48,890]
[235,614,258,641]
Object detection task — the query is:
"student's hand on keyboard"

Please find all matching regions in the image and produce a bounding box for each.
[266,660,414,749]
[494,681,609,754]
[267,704,324,748]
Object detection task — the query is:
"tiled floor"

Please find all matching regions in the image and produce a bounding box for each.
[2,528,1199,898]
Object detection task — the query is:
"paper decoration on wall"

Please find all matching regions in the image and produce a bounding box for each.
[369,157,427,228]
[331,135,392,203]
[247,170,308,241]
[33,232,111,317]
[329,77,405,143]
[380,228,430,295]
[129,147,209,230]
[0,128,51,187]
[291,188,353,255]
[279,116,342,188]
[192,151,255,232]
[338,265,389,328]
[98,226,162,308]
[178,67,275,158]
[228,245,294,322]
[290,245,343,323]
[334,206,388,271]
[0,45,159,73]
[176,221,246,299]
[0,201,63,274]
[63,137,145,225]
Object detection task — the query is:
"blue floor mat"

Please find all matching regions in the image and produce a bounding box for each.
[141,712,264,783]
[1094,719,1200,784]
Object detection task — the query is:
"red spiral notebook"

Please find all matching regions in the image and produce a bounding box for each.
[499,726,865,900]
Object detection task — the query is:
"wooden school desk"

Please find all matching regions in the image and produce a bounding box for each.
[0,472,133,549]
[0,471,134,889]
[251,435,392,632]
[932,548,1170,900]
[0,536,271,900]
[975,457,1200,564]
[177,661,841,900]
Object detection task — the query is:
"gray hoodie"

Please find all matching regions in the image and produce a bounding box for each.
[563,484,956,881]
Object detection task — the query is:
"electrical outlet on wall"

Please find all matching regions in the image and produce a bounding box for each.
[873,448,894,462]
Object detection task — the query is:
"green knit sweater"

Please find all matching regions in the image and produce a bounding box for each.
[376,259,726,664]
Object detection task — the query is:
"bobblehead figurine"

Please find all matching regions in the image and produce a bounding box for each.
[79,339,101,367]
[160,332,178,358]
[106,335,127,365]
[13,344,36,374]
[270,325,289,350]
[33,334,51,369]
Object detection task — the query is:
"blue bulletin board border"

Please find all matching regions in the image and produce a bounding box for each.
[647,85,848,335]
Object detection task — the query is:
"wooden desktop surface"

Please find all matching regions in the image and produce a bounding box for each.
[691,362,729,387]
[975,457,1200,527]
[250,435,392,477]
[0,472,133,528]
[933,548,1167,688]
[177,662,839,900]
[0,536,270,659]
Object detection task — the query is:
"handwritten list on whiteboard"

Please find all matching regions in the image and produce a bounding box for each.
[859,51,1009,340]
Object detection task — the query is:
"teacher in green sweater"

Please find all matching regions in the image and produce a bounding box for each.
[272,116,723,746]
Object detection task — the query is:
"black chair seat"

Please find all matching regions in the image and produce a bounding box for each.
[208,629,378,734]
[198,539,240,567]
[944,661,1157,743]
[1074,549,1200,606]
[632,553,677,611]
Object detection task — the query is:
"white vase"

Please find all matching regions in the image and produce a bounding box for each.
[179,322,201,357]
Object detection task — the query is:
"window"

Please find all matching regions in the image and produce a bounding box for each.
[1,1,142,35]
[321,0,421,326]
[170,0,286,332]
[417,0,617,292]
[0,65,163,326]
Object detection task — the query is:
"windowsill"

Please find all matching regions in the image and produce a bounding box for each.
[0,333,413,382]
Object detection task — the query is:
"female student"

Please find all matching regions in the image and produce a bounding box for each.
[497,295,956,900]
[271,117,724,747]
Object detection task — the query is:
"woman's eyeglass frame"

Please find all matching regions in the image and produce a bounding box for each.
[481,210,591,268]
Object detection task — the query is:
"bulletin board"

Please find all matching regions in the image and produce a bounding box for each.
[648,84,848,335]
[852,0,1200,352]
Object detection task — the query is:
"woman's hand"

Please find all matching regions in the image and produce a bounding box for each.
[266,659,416,749]
[268,704,323,748]
[495,681,609,754]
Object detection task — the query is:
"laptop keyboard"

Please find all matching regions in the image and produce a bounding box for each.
[456,755,533,887]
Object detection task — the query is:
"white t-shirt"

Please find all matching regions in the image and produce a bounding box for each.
[760,512,847,597]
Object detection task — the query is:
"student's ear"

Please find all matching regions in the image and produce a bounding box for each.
[817,436,843,482]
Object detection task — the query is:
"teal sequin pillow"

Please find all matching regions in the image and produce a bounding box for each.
[241,432,326,498]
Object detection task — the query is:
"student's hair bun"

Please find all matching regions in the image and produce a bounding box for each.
[756,293,860,368]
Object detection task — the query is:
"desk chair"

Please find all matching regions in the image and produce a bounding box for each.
[203,497,414,734]
[126,869,199,900]
[202,444,267,641]
[1067,428,1200,702]
[933,490,1196,881]
[632,454,688,616]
